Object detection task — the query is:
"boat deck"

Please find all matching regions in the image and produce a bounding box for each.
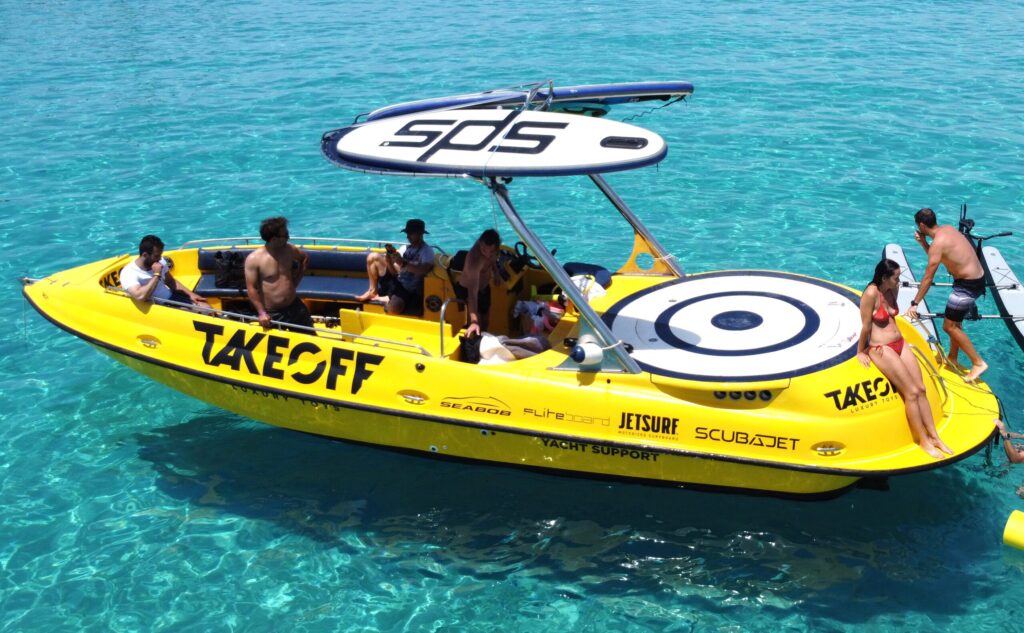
[601,271,862,382]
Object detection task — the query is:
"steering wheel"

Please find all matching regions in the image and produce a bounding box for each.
[514,241,543,270]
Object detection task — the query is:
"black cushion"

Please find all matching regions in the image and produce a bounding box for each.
[195,273,369,301]
[304,249,370,272]
[294,276,368,300]
[447,250,469,272]
[564,262,613,288]
[197,248,370,273]
[195,274,247,297]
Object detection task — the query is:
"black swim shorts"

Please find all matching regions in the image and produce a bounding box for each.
[454,283,491,326]
[378,274,423,316]
[268,298,315,333]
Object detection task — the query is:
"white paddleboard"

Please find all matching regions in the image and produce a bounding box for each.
[982,245,1024,351]
[883,244,939,343]
[365,81,695,121]
[323,109,666,177]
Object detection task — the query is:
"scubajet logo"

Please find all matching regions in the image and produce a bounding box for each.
[193,321,381,395]
[382,111,569,162]
[695,428,800,451]
[441,396,512,417]
[618,412,679,437]
[824,377,897,412]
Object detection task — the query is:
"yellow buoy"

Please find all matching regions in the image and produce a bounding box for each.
[1004,510,1024,549]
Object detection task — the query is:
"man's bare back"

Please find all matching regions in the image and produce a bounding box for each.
[909,207,987,382]
[919,224,983,281]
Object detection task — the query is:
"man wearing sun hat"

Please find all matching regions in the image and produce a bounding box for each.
[356,218,434,315]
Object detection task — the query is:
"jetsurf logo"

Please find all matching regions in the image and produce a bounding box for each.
[382,111,568,162]
[441,396,512,417]
[618,412,679,437]
[824,377,897,411]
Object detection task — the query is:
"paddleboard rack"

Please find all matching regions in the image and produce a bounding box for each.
[885,204,1023,354]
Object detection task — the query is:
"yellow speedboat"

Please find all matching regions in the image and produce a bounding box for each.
[22,81,1000,498]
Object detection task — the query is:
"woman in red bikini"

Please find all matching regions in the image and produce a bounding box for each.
[857,258,952,459]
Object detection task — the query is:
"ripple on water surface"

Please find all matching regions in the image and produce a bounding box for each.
[3,0,1024,631]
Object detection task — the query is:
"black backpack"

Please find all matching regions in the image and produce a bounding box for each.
[213,250,248,289]
[459,333,482,364]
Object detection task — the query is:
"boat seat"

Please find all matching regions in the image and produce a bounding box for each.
[193,274,371,300]
[448,251,612,289]
[193,247,373,300]
[564,262,612,288]
[195,247,371,272]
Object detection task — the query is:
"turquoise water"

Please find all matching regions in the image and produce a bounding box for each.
[3,0,1024,629]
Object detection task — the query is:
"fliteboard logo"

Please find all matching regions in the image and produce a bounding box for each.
[525,407,610,426]
[440,396,512,417]
[382,111,568,162]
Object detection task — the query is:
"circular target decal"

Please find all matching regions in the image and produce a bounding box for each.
[602,272,862,382]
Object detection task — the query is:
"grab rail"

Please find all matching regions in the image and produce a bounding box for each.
[103,286,431,356]
[179,236,395,249]
[911,343,949,408]
[438,296,465,358]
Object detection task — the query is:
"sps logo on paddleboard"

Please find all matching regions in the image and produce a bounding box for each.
[382,111,568,162]
[824,377,896,411]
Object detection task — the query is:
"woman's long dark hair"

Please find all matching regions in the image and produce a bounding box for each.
[870,258,901,288]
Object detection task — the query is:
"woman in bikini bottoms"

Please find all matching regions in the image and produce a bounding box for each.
[857,258,952,459]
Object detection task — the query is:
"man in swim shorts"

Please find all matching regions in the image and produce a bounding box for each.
[456,228,502,336]
[244,216,313,332]
[907,207,988,382]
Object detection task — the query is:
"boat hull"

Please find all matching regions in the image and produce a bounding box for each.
[99,345,860,498]
[24,249,998,500]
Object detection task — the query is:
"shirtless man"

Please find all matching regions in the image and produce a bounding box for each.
[457,228,502,337]
[121,234,208,308]
[906,207,988,382]
[356,219,434,315]
[244,216,312,331]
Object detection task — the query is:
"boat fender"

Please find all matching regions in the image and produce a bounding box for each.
[1004,510,1024,549]
[570,334,603,367]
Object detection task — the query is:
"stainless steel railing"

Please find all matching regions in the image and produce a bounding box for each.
[102,286,432,356]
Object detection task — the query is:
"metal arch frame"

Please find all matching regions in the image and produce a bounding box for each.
[589,173,685,278]
[487,178,642,374]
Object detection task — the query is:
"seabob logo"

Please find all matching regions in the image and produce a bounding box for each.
[440,396,512,417]
[824,377,895,411]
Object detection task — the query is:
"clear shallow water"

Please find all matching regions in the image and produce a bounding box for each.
[2,0,1024,630]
